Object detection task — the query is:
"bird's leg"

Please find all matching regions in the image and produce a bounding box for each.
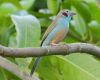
[50,43,60,46]
[50,43,67,49]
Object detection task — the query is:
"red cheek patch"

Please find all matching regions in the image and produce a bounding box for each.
[62,12,68,16]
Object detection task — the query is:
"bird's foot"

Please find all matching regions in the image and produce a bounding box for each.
[50,43,67,49]
[50,43,60,46]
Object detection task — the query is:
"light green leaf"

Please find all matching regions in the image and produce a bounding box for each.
[11,13,41,72]
[11,14,40,47]
[36,54,100,80]
[20,0,35,10]
[47,0,61,14]
[0,3,17,16]
[71,7,87,39]
[66,54,100,80]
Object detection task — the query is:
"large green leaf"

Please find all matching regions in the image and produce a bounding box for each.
[11,13,41,72]
[36,54,100,80]
[71,7,87,40]
[11,14,40,47]
[66,54,100,80]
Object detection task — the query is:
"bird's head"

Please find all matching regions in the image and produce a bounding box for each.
[58,9,75,21]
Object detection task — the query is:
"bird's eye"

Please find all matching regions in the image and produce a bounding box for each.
[66,11,68,12]
[62,12,68,17]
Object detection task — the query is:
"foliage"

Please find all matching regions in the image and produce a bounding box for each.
[0,0,100,80]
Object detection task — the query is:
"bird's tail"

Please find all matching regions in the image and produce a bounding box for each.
[30,41,44,76]
[30,56,41,76]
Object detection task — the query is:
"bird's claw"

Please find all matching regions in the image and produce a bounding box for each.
[50,43,60,46]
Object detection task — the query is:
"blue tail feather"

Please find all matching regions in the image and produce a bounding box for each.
[30,57,41,76]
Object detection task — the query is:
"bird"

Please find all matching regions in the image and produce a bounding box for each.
[30,9,75,76]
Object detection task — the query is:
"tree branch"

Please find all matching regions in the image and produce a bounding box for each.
[0,56,38,80]
[0,43,100,58]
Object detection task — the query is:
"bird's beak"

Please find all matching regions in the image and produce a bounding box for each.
[71,12,76,16]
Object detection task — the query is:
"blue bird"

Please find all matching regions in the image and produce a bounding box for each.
[30,9,75,76]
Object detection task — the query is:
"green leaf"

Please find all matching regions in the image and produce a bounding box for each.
[20,0,35,10]
[0,16,14,46]
[39,18,51,27]
[0,0,22,9]
[88,20,100,41]
[0,16,12,34]
[11,14,40,47]
[36,54,100,80]
[31,11,52,18]
[86,0,100,23]
[63,34,79,43]
[11,13,41,72]
[47,0,61,14]
[61,0,71,9]
[0,2,18,16]
[0,31,10,46]
[73,2,91,23]
[71,7,87,40]
[0,69,7,80]
[66,54,100,80]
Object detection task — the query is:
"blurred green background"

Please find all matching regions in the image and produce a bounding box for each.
[0,0,100,80]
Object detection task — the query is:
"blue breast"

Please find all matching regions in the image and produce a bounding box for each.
[57,17,69,28]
